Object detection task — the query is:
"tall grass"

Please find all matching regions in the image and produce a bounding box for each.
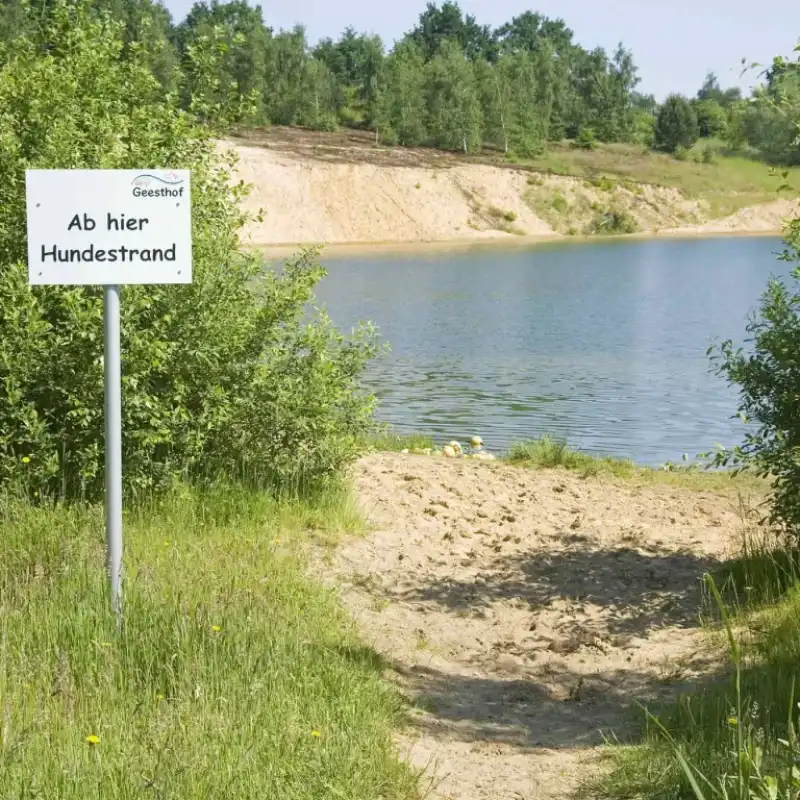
[597,530,800,800]
[504,435,636,476]
[0,485,417,799]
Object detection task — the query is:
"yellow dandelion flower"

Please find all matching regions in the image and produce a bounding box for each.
[86,735,100,745]
[156,693,165,701]
[311,730,321,738]
[728,716,738,726]
[211,625,222,633]
[21,456,30,464]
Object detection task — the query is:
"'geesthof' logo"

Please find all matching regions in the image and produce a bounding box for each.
[131,172,185,198]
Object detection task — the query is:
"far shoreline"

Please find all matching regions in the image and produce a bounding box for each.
[252,227,785,261]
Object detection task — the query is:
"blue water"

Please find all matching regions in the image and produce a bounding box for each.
[316,236,788,465]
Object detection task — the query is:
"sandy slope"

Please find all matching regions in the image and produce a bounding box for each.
[220,134,797,250]
[666,199,800,235]
[318,453,762,799]
[227,139,555,245]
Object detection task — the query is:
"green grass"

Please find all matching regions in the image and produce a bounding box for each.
[519,140,800,218]
[501,436,771,495]
[0,484,417,799]
[595,529,800,800]
[504,435,637,477]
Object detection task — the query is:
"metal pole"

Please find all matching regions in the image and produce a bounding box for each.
[103,285,123,617]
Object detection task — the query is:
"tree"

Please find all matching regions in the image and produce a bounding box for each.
[693,98,727,138]
[654,94,698,153]
[424,38,483,152]
[495,11,575,140]
[741,54,800,165]
[697,70,742,108]
[473,58,507,152]
[496,11,574,57]
[373,39,427,145]
[608,44,640,141]
[314,28,384,127]
[632,92,658,115]
[697,71,724,104]
[496,49,552,155]
[0,0,377,499]
[629,92,657,146]
[263,26,309,125]
[100,0,179,91]
[475,52,545,156]
[176,1,269,122]
[409,1,496,62]
[1,0,180,90]
[181,21,258,126]
[568,47,610,139]
[297,57,338,131]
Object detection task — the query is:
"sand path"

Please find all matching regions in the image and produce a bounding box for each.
[320,453,757,799]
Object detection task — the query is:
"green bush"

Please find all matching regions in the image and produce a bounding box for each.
[710,219,800,538]
[590,175,618,192]
[709,48,800,528]
[701,145,716,164]
[573,126,597,150]
[551,192,569,213]
[0,1,378,501]
[655,94,699,153]
[693,98,728,139]
[590,207,639,235]
[630,109,656,148]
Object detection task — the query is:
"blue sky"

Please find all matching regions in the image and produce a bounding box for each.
[163,0,799,100]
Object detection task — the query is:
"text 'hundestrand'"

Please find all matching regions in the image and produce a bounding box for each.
[40,211,178,263]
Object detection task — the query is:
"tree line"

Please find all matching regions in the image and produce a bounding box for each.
[1,0,798,164]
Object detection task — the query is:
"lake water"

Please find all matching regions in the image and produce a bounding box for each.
[316,236,788,466]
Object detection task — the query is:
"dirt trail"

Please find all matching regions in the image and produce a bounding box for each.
[321,453,756,799]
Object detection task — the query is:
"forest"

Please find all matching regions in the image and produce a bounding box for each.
[1,0,798,165]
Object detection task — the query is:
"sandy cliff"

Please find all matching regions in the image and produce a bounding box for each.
[220,132,799,251]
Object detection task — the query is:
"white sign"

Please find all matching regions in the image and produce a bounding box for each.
[26,169,192,285]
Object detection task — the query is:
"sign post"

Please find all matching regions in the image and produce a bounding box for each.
[26,169,193,617]
[104,284,123,615]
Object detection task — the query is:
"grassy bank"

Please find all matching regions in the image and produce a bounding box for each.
[0,484,417,799]
[504,437,770,493]
[595,532,800,800]
[519,139,800,219]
